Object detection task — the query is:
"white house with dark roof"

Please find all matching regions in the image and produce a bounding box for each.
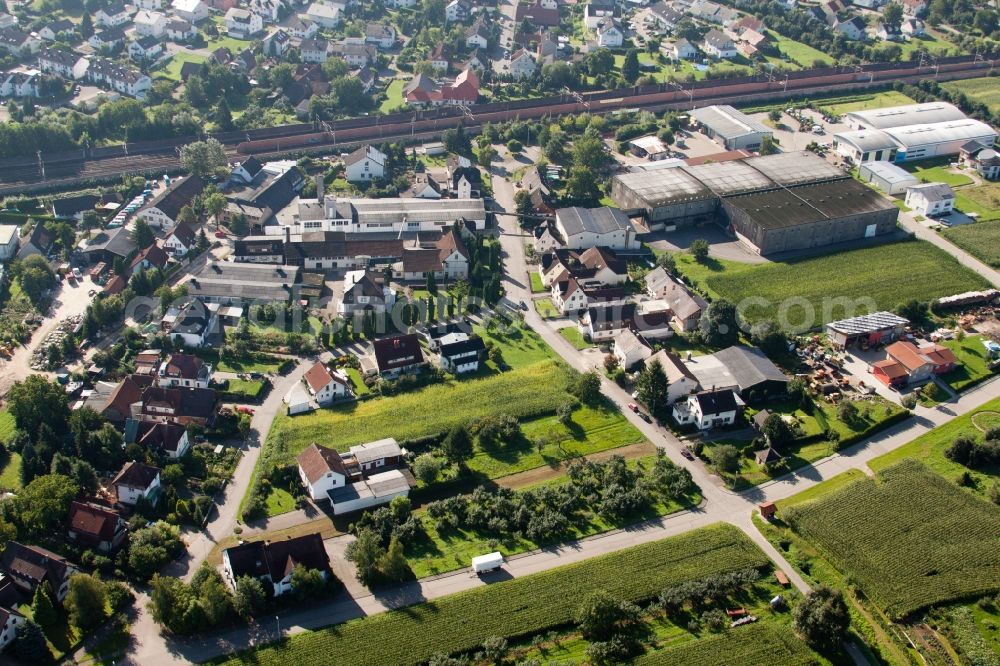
[38,47,88,79]
[648,349,701,404]
[287,16,318,39]
[554,206,639,250]
[438,333,485,373]
[613,329,651,369]
[596,22,624,48]
[345,145,387,182]
[110,461,162,506]
[904,182,954,217]
[305,2,342,28]
[365,23,395,48]
[226,7,263,38]
[95,3,132,27]
[137,175,205,229]
[701,28,736,58]
[672,388,741,429]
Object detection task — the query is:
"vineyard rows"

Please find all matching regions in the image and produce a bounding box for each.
[634,621,818,666]
[785,460,1000,618]
[219,524,770,666]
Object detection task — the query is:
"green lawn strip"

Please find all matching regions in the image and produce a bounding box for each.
[0,407,14,444]
[344,367,371,396]
[816,90,916,116]
[667,251,756,301]
[215,524,770,666]
[529,271,545,293]
[0,450,22,492]
[221,378,266,402]
[157,51,207,82]
[635,621,818,666]
[705,240,990,330]
[261,360,574,466]
[264,487,296,517]
[380,78,407,114]
[938,334,995,392]
[194,349,285,374]
[472,321,558,370]
[812,398,908,443]
[869,395,1000,501]
[783,460,1000,619]
[903,163,974,187]
[766,30,834,68]
[533,297,560,319]
[466,404,645,479]
[953,181,1000,222]
[942,220,1000,266]
[558,326,590,350]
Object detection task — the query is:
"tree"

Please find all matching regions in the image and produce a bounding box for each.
[190,566,233,626]
[412,454,443,484]
[572,134,608,171]
[621,49,640,83]
[345,528,385,587]
[794,586,850,653]
[79,12,93,38]
[203,192,228,222]
[655,252,676,273]
[442,125,472,156]
[514,189,533,226]
[291,564,328,599]
[179,138,228,178]
[575,591,643,641]
[761,413,794,449]
[129,522,184,580]
[750,320,789,357]
[759,135,779,155]
[836,400,860,426]
[883,2,904,31]
[573,371,602,405]
[477,144,496,168]
[133,219,155,248]
[975,9,998,35]
[197,229,210,252]
[426,271,437,295]
[703,299,739,348]
[506,139,522,154]
[66,573,107,632]
[378,536,410,582]
[441,424,474,466]
[13,475,78,536]
[14,254,55,305]
[215,98,233,131]
[709,444,740,474]
[565,166,601,205]
[14,619,51,663]
[689,238,710,263]
[768,109,782,123]
[176,205,197,227]
[635,359,669,417]
[32,584,58,629]
[233,575,267,620]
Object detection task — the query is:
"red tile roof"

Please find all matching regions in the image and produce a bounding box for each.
[68,501,123,542]
[297,443,348,484]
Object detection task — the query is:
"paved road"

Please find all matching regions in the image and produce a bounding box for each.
[896,210,1000,287]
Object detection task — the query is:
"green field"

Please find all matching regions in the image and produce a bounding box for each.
[943,76,1000,116]
[817,90,916,117]
[943,220,1000,267]
[904,163,975,187]
[953,181,1000,222]
[869,395,1000,500]
[472,321,558,370]
[704,241,991,330]
[635,621,817,666]
[264,488,296,516]
[767,30,834,68]
[380,78,407,114]
[558,326,590,349]
[223,378,266,402]
[217,524,770,666]
[344,367,371,396]
[784,460,1000,618]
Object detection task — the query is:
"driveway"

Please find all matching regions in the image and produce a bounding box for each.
[643,226,768,264]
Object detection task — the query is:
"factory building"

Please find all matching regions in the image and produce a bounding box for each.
[843,102,967,131]
[689,105,773,151]
[608,167,716,231]
[858,161,918,195]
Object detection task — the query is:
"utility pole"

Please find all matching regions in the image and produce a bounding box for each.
[37,150,45,182]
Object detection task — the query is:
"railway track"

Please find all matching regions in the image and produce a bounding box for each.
[0,54,995,195]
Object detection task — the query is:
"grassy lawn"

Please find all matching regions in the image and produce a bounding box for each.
[379,78,407,114]
[895,33,955,59]
[869,395,1000,502]
[344,367,371,396]
[223,378,266,402]
[473,320,558,370]
[665,250,756,301]
[0,407,14,444]
[903,163,975,187]
[533,297,560,319]
[216,524,770,666]
[943,76,1000,116]
[766,30,834,68]
[953,181,1000,222]
[938,334,996,392]
[195,349,285,374]
[529,271,545,293]
[204,35,254,54]
[157,51,207,82]
[0,451,21,492]
[817,90,915,117]
[704,240,991,330]
[942,219,1000,266]
[782,460,1000,619]
[558,326,590,350]
[264,487,297,517]
[466,403,645,479]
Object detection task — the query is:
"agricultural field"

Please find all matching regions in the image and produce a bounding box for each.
[783,460,1000,618]
[954,182,1000,222]
[869,395,1000,501]
[942,219,1000,267]
[634,621,818,666]
[705,241,990,330]
[943,76,1000,117]
[217,524,771,666]
[816,90,916,117]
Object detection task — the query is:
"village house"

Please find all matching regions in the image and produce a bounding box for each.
[296,443,349,500]
[596,21,624,48]
[540,246,628,288]
[579,302,636,342]
[161,297,224,347]
[702,29,736,58]
[364,333,426,378]
[365,23,395,48]
[648,349,701,405]
[554,206,639,251]
[871,340,958,387]
[305,2,342,28]
[338,270,395,316]
[465,17,489,49]
[960,140,1000,180]
[300,38,329,63]
[140,385,217,427]
[285,361,352,415]
[613,329,652,369]
[0,542,77,601]
[163,222,198,258]
[38,18,75,41]
[551,277,627,314]
[129,420,192,459]
[134,9,168,36]
[393,228,471,282]
[37,47,88,79]
[0,602,23,652]
[0,72,36,98]
[672,388,741,430]
[403,68,479,107]
[128,35,164,62]
[137,175,205,229]
[110,461,162,507]
[223,533,332,597]
[0,28,41,58]
[95,2,133,27]
[67,502,128,553]
[263,29,291,57]
[171,0,210,22]
[344,144,387,182]
[904,182,955,217]
[438,332,486,373]
[446,0,472,22]
[226,7,263,38]
[166,18,196,41]
[157,353,212,389]
[644,268,708,332]
[447,156,484,198]
[507,49,537,79]
[287,16,318,39]
[331,41,377,68]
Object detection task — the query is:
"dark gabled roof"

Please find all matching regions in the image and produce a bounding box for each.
[130,243,170,270]
[372,334,424,373]
[136,421,187,454]
[755,446,782,465]
[23,222,56,254]
[161,352,207,380]
[240,156,263,178]
[440,335,485,358]
[179,60,203,80]
[693,388,739,415]
[141,385,217,420]
[0,542,72,587]
[104,374,154,422]
[110,461,161,489]
[168,222,197,248]
[225,533,331,584]
[713,346,788,391]
[52,193,99,216]
[144,175,205,221]
[235,237,284,257]
[85,225,136,259]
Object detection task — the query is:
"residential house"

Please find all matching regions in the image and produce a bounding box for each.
[515,0,560,27]
[345,144,387,182]
[393,227,470,281]
[584,0,618,29]
[540,246,628,288]
[507,49,537,79]
[85,57,152,99]
[88,27,126,50]
[140,384,217,426]
[613,329,651,369]
[287,16,318,39]
[67,502,127,552]
[644,268,708,332]
[551,276,626,314]
[171,0,210,22]
[134,10,168,37]
[81,225,137,264]
[342,438,405,477]
[648,349,700,405]
[960,141,1000,180]
[225,7,263,38]
[554,206,639,250]
[95,2,132,27]
[902,18,925,36]
[406,173,443,199]
[137,0,164,8]
[447,156,483,198]
[110,461,162,506]
[579,302,636,342]
[138,175,205,229]
[128,35,164,62]
[223,533,332,597]
[296,442,348,499]
[875,23,902,41]
[285,361,352,415]
[672,388,740,430]
[0,225,19,262]
[905,182,954,217]
[403,67,479,106]
[37,47,88,79]
[305,2,342,28]
[872,340,958,387]
[331,41,377,68]
[15,222,55,260]
[157,353,212,389]
[446,0,472,22]
[437,333,485,374]
[263,29,291,57]
[735,28,768,58]
[338,270,394,315]
[650,1,683,31]
[683,345,789,399]
[163,222,197,257]
[131,420,192,458]
[0,603,24,652]
[38,19,75,41]
[90,374,155,424]
[902,0,926,16]
[834,16,867,40]
[702,29,736,58]
[365,333,426,377]
[0,28,40,58]
[465,17,489,49]
[596,22,624,48]
[366,23,395,49]
[0,542,77,601]
[428,42,450,72]
[129,241,169,274]
[0,72,36,98]
[251,0,282,22]
[300,38,329,63]
[162,298,222,347]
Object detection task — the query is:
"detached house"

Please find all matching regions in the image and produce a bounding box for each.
[613,329,652,369]
[508,49,537,79]
[300,38,329,63]
[672,388,741,430]
[331,41,377,67]
[157,353,212,389]
[904,183,954,218]
[0,542,77,601]
[166,19,196,41]
[645,268,708,332]
[551,277,626,314]
[130,420,192,459]
[0,28,40,58]
[365,333,426,378]
[438,333,485,374]
[140,385,217,427]
[872,340,958,387]
[128,35,164,62]
[67,502,128,553]
[338,269,394,315]
[225,7,263,38]
[305,2,342,28]
[366,23,395,49]
[394,228,471,281]
[834,16,867,40]
[110,461,162,506]
[38,19,75,41]
[596,22,624,48]
[134,10,168,37]
[164,222,197,257]
[171,0,210,22]
[223,533,332,597]
[95,2,132,27]
[296,443,349,499]
[702,29,736,58]
[137,175,205,229]
[285,361,352,414]
[465,17,489,49]
[345,144,387,182]
[960,141,1000,180]
[162,298,223,347]
[447,156,483,198]
[446,0,472,22]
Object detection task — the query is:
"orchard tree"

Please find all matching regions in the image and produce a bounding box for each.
[794,586,850,653]
[761,413,794,449]
[441,425,474,466]
[8,375,68,434]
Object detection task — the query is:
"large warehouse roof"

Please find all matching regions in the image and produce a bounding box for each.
[613,167,714,206]
[859,161,917,186]
[742,151,846,185]
[723,178,895,230]
[682,160,772,195]
[556,206,634,235]
[689,105,771,141]
[845,102,966,130]
[348,198,486,224]
[832,129,897,153]
[883,119,998,150]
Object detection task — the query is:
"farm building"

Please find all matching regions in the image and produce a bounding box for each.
[682,345,788,399]
[871,340,958,387]
[858,161,918,195]
[843,102,967,131]
[689,105,772,151]
[722,178,898,255]
[825,311,909,349]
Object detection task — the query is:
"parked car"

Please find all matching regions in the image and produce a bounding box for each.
[681,448,695,461]
[628,402,639,412]
[638,412,651,423]
[72,267,82,279]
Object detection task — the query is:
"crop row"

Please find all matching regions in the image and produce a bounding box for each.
[634,621,816,666]
[785,460,1000,618]
[218,524,770,666]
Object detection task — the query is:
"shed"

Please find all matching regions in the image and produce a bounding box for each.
[759,501,776,520]
[858,161,918,195]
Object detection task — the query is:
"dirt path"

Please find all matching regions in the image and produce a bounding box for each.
[497,442,658,490]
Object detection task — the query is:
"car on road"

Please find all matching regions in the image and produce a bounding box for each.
[628,402,639,413]
[638,412,651,423]
[72,267,82,279]
[812,125,825,135]
[681,448,695,461]
[520,301,528,311]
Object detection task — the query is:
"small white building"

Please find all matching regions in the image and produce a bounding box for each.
[225,7,263,38]
[171,0,209,23]
[613,329,651,369]
[329,470,411,515]
[285,361,352,414]
[438,332,485,374]
[596,22,624,48]
[0,224,19,261]
[672,389,740,430]
[508,49,537,79]
[0,607,24,652]
[296,443,348,501]
[905,182,955,217]
[858,161,919,195]
[648,349,701,405]
[110,461,161,506]
[702,29,736,58]
[555,207,639,250]
[345,144,387,182]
